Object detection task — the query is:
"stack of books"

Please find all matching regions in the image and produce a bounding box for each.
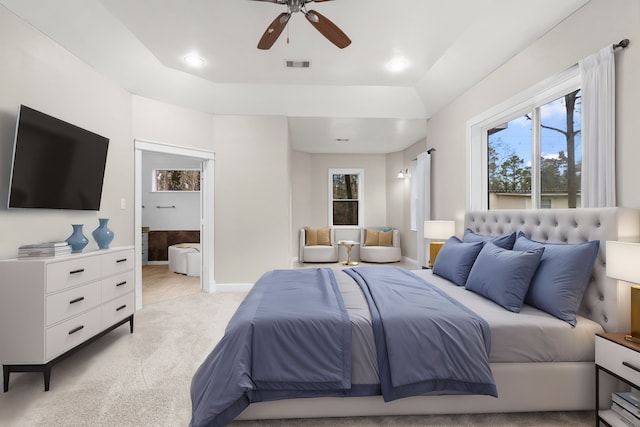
[18,242,72,258]
[612,391,640,426]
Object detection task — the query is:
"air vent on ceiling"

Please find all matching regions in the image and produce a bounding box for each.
[285,60,311,69]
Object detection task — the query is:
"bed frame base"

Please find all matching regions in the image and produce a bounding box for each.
[238,362,612,420]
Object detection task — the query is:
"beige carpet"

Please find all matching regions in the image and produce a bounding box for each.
[142,264,201,305]
[0,291,592,426]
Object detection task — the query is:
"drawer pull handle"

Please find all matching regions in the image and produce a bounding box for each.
[623,361,640,373]
[69,269,85,275]
[116,304,127,311]
[116,258,127,263]
[116,281,127,287]
[69,297,85,304]
[68,325,84,335]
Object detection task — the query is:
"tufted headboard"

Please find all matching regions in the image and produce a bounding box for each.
[464,208,640,333]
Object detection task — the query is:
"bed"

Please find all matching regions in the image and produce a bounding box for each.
[190,208,640,426]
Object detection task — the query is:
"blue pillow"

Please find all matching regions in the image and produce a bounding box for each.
[463,229,516,250]
[432,237,484,286]
[513,232,600,326]
[465,242,544,313]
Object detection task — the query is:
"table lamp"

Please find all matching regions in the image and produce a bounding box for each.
[424,220,455,268]
[606,241,640,343]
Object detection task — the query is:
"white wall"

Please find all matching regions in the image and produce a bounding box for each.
[0,6,133,259]
[141,152,201,231]
[427,0,640,223]
[213,115,291,283]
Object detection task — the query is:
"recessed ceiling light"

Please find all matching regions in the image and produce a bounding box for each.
[184,54,205,68]
[386,56,409,73]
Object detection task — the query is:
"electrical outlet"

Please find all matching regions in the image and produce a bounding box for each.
[120,198,126,209]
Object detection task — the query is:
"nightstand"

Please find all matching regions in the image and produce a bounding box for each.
[595,333,640,426]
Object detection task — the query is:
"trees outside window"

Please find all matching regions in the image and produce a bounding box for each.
[487,89,581,209]
[154,169,201,192]
[329,169,363,226]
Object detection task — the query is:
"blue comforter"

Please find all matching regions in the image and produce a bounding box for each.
[345,267,497,401]
[190,267,496,427]
[190,268,351,427]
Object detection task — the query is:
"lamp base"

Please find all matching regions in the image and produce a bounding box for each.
[631,286,640,339]
[625,335,640,345]
[428,242,445,268]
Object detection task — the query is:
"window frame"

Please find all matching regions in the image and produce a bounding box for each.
[467,65,581,210]
[328,168,364,227]
[152,168,201,192]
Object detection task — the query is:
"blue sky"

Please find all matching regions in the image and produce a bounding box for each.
[489,92,582,167]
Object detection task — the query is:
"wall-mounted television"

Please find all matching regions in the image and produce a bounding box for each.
[8,105,109,210]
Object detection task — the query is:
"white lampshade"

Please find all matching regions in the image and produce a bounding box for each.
[424,220,455,240]
[606,241,640,284]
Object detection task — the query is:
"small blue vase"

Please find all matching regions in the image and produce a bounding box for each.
[66,224,89,253]
[92,218,114,249]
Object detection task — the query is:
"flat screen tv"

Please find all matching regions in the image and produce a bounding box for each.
[8,105,109,210]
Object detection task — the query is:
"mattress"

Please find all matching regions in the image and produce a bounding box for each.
[334,268,603,387]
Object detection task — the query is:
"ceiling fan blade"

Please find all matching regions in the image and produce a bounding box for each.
[257,12,291,50]
[305,9,351,49]
[248,0,287,4]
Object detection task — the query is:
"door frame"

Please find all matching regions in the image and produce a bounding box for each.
[134,139,215,310]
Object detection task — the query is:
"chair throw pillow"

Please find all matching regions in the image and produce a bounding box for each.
[364,229,380,246]
[379,230,393,246]
[305,227,331,246]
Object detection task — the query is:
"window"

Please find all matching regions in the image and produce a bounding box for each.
[328,169,363,226]
[468,66,581,210]
[153,169,200,192]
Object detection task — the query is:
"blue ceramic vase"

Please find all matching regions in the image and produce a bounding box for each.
[66,224,89,253]
[92,218,114,249]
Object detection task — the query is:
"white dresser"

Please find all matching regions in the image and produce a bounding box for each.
[0,246,135,391]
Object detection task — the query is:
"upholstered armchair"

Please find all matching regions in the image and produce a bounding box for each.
[299,227,339,263]
[359,228,402,263]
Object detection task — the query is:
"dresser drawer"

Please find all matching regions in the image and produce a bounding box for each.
[46,256,102,293]
[46,281,101,326]
[101,249,134,276]
[102,292,134,328]
[101,270,135,302]
[596,336,640,387]
[46,308,102,360]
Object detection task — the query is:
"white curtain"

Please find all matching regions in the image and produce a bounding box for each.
[579,45,616,207]
[415,151,431,269]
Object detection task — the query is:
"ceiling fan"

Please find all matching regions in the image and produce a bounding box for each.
[250,0,351,50]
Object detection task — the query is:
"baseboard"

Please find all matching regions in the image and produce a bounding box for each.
[402,256,417,266]
[214,283,254,292]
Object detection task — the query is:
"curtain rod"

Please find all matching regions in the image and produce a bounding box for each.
[613,39,630,49]
[411,148,436,161]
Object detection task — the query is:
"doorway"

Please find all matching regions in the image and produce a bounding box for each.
[134,139,215,310]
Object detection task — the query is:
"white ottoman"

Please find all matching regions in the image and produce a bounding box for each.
[168,243,201,276]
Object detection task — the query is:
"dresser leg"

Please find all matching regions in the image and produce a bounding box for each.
[43,365,51,391]
[129,314,134,333]
[3,365,9,392]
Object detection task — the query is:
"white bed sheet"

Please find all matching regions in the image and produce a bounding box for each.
[412,269,604,363]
